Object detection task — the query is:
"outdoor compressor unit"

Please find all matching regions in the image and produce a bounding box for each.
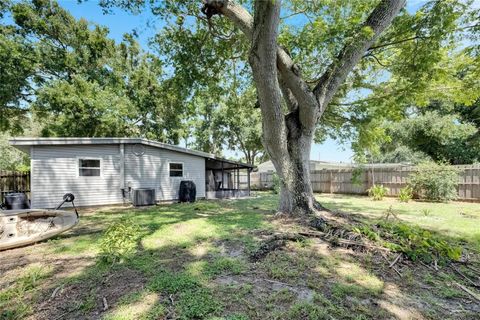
[132,188,156,206]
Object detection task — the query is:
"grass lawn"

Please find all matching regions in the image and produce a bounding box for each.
[1,193,479,320]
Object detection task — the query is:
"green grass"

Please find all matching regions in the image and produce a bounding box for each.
[316,193,480,250]
[1,193,479,319]
[0,264,54,319]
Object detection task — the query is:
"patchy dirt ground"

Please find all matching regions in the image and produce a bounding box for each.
[1,195,479,319]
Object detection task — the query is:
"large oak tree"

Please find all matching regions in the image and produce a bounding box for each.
[198,0,405,215]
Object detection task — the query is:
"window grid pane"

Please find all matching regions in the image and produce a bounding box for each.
[79,159,101,176]
[79,159,100,168]
[169,163,183,177]
[79,168,101,177]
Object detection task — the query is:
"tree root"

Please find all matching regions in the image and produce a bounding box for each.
[249,233,304,262]
[249,218,390,262]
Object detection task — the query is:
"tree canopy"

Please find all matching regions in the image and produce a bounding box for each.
[2,0,479,185]
[0,0,188,142]
[97,0,480,154]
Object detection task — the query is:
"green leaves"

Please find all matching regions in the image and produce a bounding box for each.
[1,0,188,142]
[409,162,460,202]
[367,184,388,201]
[398,186,413,203]
[99,218,141,264]
[379,110,480,164]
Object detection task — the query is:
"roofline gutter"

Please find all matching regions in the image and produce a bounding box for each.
[9,137,255,169]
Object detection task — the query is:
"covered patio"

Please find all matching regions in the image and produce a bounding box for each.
[205,158,254,199]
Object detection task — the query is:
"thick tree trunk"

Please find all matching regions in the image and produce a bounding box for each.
[268,111,317,215]
[246,0,317,215]
[275,139,316,214]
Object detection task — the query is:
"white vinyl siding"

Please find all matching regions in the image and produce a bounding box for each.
[30,145,122,208]
[125,145,205,201]
[29,143,206,208]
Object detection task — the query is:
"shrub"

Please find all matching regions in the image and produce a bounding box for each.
[398,186,413,202]
[367,184,388,200]
[99,218,141,264]
[409,162,459,202]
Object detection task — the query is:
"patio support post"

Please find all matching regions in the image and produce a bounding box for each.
[237,167,240,191]
[247,168,251,196]
[221,161,224,191]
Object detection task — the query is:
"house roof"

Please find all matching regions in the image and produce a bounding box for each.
[9,137,254,169]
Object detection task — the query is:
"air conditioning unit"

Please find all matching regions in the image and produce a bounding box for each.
[132,188,156,206]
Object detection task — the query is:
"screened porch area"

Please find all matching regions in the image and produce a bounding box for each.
[205,158,254,199]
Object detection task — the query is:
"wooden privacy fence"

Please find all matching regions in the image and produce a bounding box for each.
[0,170,30,204]
[250,165,480,201]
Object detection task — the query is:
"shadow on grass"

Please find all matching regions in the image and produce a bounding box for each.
[1,194,479,319]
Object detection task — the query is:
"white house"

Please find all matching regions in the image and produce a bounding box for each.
[9,138,253,208]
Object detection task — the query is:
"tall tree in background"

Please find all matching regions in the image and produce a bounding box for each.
[0,0,187,142]
[219,87,264,165]
[187,88,264,165]
[354,38,480,164]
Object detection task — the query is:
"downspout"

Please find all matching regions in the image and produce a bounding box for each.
[120,143,125,189]
[30,146,34,208]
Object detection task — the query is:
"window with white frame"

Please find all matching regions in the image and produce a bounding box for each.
[79,159,101,177]
[169,162,183,177]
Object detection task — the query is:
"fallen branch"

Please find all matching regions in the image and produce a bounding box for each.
[335,238,390,251]
[249,233,305,261]
[380,252,402,277]
[298,231,390,251]
[50,286,62,300]
[419,261,436,271]
[463,264,480,276]
[454,282,480,303]
[298,231,326,238]
[450,264,480,288]
[389,253,402,268]
[102,297,109,311]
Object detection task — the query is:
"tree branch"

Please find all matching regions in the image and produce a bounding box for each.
[248,0,287,159]
[313,0,406,113]
[364,52,389,67]
[202,0,318,130]
[367,35,427,51]
[278,75,298,112]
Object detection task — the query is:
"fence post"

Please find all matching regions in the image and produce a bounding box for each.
[329,171,333,193]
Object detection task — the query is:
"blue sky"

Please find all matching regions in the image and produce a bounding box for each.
[55,0,439,163]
